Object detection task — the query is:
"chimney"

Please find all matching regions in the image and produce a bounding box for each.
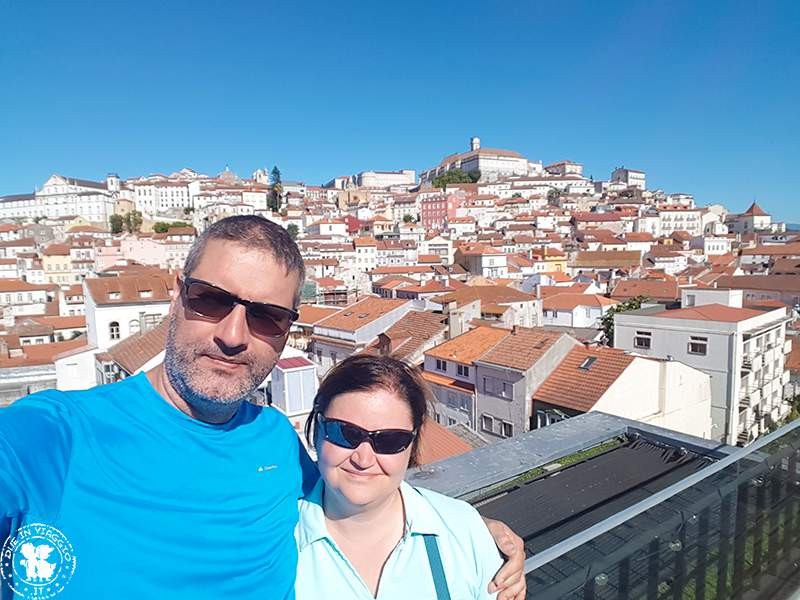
[0,340,8,359]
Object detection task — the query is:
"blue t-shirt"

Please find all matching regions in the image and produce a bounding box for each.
[0,373,317,599]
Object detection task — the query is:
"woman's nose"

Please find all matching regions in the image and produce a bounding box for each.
[350,441,376,468]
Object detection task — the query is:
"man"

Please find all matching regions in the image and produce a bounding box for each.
[0,216,526,599]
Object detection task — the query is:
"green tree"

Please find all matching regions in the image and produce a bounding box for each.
[402,214,415,223]
[269,165,283,212]
[153,222,170,233]
[600,295,649,346]
[286,224,299,240]
[183,206,194,216]
[512,192,522,199]
[124,210,143,234]
[109,214,124,234]
[546,188,561,203]
[432,168,473,189]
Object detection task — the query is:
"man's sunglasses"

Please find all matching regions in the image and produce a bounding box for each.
[179,277,299,338]
[317,414,416,455]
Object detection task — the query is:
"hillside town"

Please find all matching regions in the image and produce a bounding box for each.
[1,136,798,457]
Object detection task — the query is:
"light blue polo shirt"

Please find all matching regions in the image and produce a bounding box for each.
[0,373,317,599]
[295,479,502,600]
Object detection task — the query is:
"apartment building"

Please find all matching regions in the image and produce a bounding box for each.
[532,345,712,438]
[423,326,579,440]
[310,297,412,375]
[615,288,792,445]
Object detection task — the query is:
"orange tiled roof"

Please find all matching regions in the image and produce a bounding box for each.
[421,370,475,393]
[611,279,680,302]
[431,285,535,308]
[296,305,341,326]
[533,346,635,412]
[0,337,87,368]
[29,316,86,329]
[104,320,168,374]
[415,421,473,465]
[543,293,618,311]
[657,303,767,323]
[316,297,409,332]
[425,326,509,365]
[84,272,174,305]
[478,327,566,371]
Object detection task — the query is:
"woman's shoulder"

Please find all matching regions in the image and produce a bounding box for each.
[403,482,487,534]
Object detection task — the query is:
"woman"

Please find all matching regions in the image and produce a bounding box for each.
[295,355,506,599]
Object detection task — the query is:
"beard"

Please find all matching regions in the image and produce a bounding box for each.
[163,311,274,419]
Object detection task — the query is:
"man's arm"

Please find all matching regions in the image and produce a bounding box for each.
[483,516,526,600]
[0,393,73,525]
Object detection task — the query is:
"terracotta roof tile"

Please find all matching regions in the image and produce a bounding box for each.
[657,303,767,323]
[0,337,87,368]
[415,421,473,465]
[572,251,642,269]
[84,272,174,305]
[295,305,341,326]
[477,327,566,371]
[316,297,410,332]
[104,320,168,374]
[425,326,509,365]
[431,285,535,307]
[611,279,681,302]
[533,346,635,412]
[543,293,618,311]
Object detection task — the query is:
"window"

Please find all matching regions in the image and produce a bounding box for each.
[457,364,469,377]
[501,421,513,438]
[435,358,447,372]
[634,331,652,350]
[578,357,597,370]
[688,336,708,356]
[109,321,120,340]
[331,352,338,365]
[447,417,456,426]
[129,319,140,334]
[481,414,494,433]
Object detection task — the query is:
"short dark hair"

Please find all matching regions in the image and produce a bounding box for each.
[183,216,305,306]
[304,355,431,467]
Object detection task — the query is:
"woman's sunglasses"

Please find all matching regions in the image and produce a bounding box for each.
[179,277,299,338]
[317,414,416,455]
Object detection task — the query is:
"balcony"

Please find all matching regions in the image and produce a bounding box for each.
[410,412,800,599]
[785,339,793,355]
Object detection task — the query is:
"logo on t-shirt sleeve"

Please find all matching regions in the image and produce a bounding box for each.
[1,523,76,598]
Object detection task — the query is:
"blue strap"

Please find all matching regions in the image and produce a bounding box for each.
[423,533,452,600]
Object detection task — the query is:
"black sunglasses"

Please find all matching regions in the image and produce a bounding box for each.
[179,277,299,338]
[317,414,416,455]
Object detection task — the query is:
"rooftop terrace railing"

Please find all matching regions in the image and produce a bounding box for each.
[523,418,800,599]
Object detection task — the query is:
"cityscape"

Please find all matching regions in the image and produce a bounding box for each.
[2,2,800,598]
[1,139,797,451]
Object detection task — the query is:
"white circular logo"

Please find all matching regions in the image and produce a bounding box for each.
[1,523,76,598]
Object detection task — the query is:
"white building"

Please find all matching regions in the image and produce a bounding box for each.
[658,206,703,237]
[542,293,618,328]
[611,167,646,190]
[615,288,793,446]
[420,137,536,184]
[0,175,117,223]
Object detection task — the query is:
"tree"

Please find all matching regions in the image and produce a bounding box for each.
[512,192,522,199]
[467,169,481,183]
[123,210,143,234]
[286,224,299,241]
[402,214,415,224]
[432,168,473,189]
[269,165,283,212]
[547,188,561,203]
[600,295,649,346]
[154,221,190,233]
[109,214,124,234]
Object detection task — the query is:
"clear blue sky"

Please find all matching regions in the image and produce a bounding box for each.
[1,1,798,221]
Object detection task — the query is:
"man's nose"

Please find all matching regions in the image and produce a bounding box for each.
[214,304,250,351]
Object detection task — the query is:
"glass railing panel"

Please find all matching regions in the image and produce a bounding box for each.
[524,421,800,599]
